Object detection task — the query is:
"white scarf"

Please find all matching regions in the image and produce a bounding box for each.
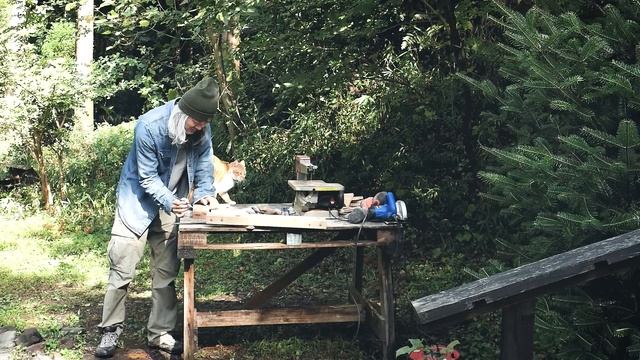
[168,105,189,145]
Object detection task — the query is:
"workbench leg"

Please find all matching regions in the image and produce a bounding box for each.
[184,259,196,360]
[378,246,395,360]
[352,247,364,292]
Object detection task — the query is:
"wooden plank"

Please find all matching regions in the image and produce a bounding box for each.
[500,299,535,360]
[180,219,398,231]
[179,204,401,232]
[179,232,207,248]
[183,259,196,360]
[191,204,210,219]
[412,229,640,325]
[352,247,364,291]
[181,226,274,233]
[287,180,344,192]
[343,193,355,207]
[246,248,337,308]
[186,240,382,250]
[197,305,362,327]
[206,212,328,229]
[179,221,398,232]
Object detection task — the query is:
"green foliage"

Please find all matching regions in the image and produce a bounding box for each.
[239,337,365,359]
[92,0,253,113]
[464,0,640,258]
[0,0,8,29]
[55,122,134,232]
[479,119,640,259]
[534,279,640,360]
[0,185,42,218]
[464,1,640,143]
[40,21,76,61]
[0,54,85,204]
[241,0,397,121]
[12,0,640,357]
[464,1,640,358]
[0,0,90,209]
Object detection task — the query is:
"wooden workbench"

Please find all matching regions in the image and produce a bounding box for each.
[177,203,402,360]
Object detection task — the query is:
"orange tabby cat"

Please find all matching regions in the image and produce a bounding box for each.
[212,155,246,204]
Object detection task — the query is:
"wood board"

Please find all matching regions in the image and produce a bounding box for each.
[197,305,361,327]
[206,212,328,229]
[411,228,640,326]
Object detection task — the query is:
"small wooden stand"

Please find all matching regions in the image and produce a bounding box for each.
[177,203,401,360]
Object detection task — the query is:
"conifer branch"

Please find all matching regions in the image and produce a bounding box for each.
[611,60,640,79]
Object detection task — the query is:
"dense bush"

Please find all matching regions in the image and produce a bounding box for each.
[463,2,640,358]
[53,123,134,233]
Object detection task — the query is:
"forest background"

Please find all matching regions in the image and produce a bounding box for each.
[1,0,640,359]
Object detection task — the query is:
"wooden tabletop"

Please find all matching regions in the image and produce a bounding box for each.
[178,203,401,233]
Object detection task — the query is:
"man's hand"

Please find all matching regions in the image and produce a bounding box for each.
[171,197,191,218]
[196,195,217,207]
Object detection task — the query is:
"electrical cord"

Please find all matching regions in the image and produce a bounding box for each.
[350,291,362,341]
[327,208,348,221]
[327,205,366,340]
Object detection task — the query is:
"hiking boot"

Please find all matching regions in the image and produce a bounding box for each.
[94,325,123,358]
[148,333,183,354]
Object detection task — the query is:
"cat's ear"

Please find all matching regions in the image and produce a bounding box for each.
[240,160,245,166]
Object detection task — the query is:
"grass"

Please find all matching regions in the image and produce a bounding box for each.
[0,213,104,360]
[0,212,383,359]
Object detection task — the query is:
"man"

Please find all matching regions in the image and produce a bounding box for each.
[94,77,219,357]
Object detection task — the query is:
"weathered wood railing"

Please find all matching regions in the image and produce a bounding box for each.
[411,229,640,360]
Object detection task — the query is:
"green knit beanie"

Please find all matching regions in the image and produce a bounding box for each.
[177,77,220,122]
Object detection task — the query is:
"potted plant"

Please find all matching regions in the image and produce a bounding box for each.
[396,339,461,360]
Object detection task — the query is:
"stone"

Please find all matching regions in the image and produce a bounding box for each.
[0,327,16,350]
[60,327,83,337]
[58,336,75,349]
[26,341,45,354]
[16,328,44,347]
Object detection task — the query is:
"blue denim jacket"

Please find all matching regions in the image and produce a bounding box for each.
[116,100,215,236]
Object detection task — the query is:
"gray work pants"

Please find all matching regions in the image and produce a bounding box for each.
[98,209,180,342]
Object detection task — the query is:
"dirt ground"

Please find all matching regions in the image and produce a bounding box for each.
[80,295,380,359]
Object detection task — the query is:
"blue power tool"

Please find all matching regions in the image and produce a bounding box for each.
[369,192,407,221]
[347,191,408,223]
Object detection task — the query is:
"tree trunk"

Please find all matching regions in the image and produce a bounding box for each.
[75,0,94,133]
[55,150,67,202]
[209,30,240,154]
[31,132,53,210]
[225,17,241,79]
[7,0,26,52]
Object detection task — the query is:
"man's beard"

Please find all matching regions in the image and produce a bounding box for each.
[168,106,189,145]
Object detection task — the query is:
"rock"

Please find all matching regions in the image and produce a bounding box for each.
[0,327,16,350]
[0,326,16,334]
[26,341,45,354]
[32,353,53,360]
[59,336,75,349]
[16,328,44,347]
[60,327,84,337]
